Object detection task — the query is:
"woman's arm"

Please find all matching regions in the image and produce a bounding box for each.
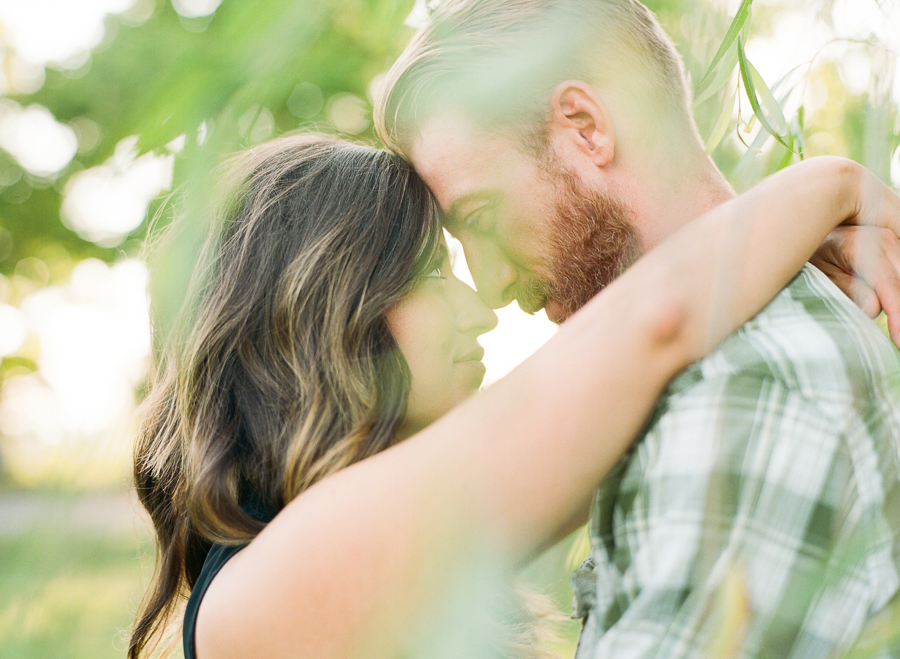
[197,157,900,659]
[662,155,900,354]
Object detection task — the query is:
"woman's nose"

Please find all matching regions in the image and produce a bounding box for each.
[451,277,499,335]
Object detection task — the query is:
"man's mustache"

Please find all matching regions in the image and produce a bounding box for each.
[515,276,552,315]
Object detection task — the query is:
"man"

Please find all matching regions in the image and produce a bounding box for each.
[374,0,900,657]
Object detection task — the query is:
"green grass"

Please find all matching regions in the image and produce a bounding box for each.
[0,493,581,659]
[0,494,154,659]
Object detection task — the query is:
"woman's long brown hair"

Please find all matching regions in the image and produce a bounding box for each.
[128,135,442,659]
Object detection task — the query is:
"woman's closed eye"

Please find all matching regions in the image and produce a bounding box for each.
[425,243,452,280]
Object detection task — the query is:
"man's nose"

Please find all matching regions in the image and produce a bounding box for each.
[462,238,518,309]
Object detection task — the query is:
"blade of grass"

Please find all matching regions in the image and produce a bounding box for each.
[697,0,753,89]
[731,71,801,175]
[737,35,793,151]
[747,59,788,134]
[744,50,790,139]
[774,131,796,169]
[792,106,806,160]
[695,45,739,106]
[705,81,737,154]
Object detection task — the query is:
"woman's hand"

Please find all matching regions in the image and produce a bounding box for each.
[809,164,900,348]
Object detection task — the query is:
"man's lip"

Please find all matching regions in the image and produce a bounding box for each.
[456,346,485,362]
[544,299,566,324]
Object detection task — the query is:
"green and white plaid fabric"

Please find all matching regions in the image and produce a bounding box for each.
[573,265,900,659]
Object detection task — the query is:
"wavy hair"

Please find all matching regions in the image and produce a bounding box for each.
[129,134,442,659]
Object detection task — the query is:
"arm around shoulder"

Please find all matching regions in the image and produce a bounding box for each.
[190,157,900,659]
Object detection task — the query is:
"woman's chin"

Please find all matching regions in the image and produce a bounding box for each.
[459,359,487,390]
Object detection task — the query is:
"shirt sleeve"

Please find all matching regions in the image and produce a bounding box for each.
[578,370,894,659]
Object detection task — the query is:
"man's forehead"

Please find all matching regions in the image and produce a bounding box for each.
[408,114,480,193]
[408,113,516,215]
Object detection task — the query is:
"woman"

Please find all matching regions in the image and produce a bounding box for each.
[129,133,900,659]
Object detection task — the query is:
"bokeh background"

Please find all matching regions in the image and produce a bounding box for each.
[0,0,897,657]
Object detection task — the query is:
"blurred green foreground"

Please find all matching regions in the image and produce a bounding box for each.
[0,489,586,659]
[0,491,153,659]
[0,0,897,657]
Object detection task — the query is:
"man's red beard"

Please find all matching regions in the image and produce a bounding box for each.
[540,168,643,323]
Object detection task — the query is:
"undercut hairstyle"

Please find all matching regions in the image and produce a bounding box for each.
[128,134,443,659]
[375,0,699,158]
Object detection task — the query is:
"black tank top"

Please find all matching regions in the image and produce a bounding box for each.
[182,496,274,659]
[182,543,247,659]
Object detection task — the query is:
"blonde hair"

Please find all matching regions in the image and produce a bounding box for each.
[375,0,697,157]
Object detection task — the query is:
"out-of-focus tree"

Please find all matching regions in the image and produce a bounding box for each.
[2,0,895,287]
[0,2,896,657]
[0,0,416,306]
[0,0,896,478]
[0,0,421,480]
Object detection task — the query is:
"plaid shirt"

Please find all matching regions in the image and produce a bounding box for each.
[573,265,900,659]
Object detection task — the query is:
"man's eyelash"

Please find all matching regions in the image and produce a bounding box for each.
[464,206,491,232]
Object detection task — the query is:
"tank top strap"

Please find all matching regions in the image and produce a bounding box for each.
[183,543,247,659]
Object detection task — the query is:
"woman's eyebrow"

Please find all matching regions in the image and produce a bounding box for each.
[435,242,450,264]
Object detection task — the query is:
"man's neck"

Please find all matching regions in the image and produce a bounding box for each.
[623,153,736,251]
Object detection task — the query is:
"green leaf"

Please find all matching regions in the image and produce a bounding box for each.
[705,81,737,154]
[746,59,788,134]
[737,35,793,151]
[731,84,798,176]
[792,108,806,160]
[694,44,738,106]
[697,0,753,89]
[774,132,796,170]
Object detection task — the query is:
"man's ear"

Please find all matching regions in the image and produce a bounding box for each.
[549,81,615,168]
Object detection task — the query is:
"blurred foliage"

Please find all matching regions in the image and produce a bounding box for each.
[0,0,893,274]
[0,2,895,659]
[1,0,417,280]
[0,493,154,659]
[0,0,895,355]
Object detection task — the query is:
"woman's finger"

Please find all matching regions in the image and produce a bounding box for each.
[812,260,882,318]
[851,228,900,346]
[855,279,885,320]
[874,228,900,343]
[810,225,900,347]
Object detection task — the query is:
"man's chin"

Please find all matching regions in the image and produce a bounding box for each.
[544,299,567,324]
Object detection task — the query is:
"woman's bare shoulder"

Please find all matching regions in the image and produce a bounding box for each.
[193,475,412,659]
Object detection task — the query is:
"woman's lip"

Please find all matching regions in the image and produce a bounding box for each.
[456,347,485,362]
